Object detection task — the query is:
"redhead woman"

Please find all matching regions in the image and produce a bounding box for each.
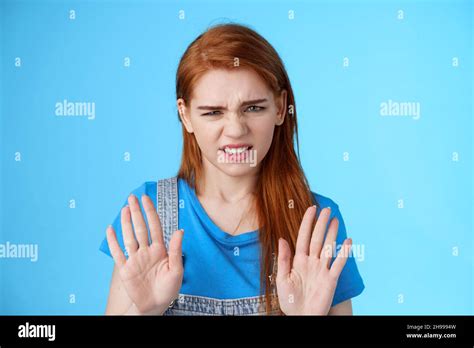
[100,23,365,316]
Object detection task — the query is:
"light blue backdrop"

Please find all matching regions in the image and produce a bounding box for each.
[0,0,472,314]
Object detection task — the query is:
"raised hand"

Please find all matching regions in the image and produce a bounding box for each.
[106,194,184,315]
[276,205,352,315]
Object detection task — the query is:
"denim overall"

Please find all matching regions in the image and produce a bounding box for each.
[157,176,281,315]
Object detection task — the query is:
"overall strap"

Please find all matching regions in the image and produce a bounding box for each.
[269,250,279,300]
[157,176,179,251]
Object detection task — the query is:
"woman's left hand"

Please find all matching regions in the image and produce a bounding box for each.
[276,205,352,315]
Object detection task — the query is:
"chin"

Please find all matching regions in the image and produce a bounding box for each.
[216,163,260,177]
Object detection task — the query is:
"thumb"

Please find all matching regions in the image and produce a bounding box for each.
[168,229,184,272]
[276,238,291,282]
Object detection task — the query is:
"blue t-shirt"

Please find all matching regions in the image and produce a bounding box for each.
[99,178,365,307]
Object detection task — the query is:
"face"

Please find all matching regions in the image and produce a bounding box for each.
[177,68,287,178]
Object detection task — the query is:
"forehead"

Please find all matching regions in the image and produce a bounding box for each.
[191,68,273,104]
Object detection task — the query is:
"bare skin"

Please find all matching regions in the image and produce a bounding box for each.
[105,195,184,315]
[104,67,354,315]
[277,206,352,315]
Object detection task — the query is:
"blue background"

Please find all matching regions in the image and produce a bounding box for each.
[0,0,472,314]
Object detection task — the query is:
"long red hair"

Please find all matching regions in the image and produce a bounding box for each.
[176,23,317,314]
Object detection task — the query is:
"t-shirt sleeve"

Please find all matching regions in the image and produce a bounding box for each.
[327,203,365,307]
[99,182,154,259]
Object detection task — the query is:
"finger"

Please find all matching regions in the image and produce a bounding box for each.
[106,225,126,267]
[320,217,339,268]
[128,194,149,248]
[121,206,138,254]
[141,194,165,248]
[309,207,332,257]
[295,205,317,256]
[330,238,352,278]
[276,238,291,282]
[168,229,184,272]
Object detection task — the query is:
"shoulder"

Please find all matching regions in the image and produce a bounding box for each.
[133,176,180,198]
[129,176,179,196]
[311,191,340,211]
[310,191,345,221]
[128,181,158,198]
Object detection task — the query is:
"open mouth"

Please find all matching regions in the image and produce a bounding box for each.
[219,145,253,155]
[217,145,254,163]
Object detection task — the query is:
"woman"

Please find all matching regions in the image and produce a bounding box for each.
[100,23,364,315]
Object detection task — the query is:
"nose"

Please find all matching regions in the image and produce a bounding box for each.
[223,112,249,138]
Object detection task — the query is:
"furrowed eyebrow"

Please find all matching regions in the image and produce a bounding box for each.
[197,98,268,110]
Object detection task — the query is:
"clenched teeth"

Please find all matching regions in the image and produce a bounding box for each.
[224,147,249,154]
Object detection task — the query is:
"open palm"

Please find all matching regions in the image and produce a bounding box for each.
[276,206,352,315]
[106,194,184,315]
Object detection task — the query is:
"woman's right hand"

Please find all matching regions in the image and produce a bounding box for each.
[106,194,184,315]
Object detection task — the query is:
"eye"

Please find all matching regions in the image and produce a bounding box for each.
[202,110,223,116]
[245,105,265,113]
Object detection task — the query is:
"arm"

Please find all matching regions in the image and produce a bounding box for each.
[328,299,352,315]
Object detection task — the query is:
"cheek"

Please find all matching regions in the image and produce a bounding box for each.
[190,118,220,150]
[252,118,276,146]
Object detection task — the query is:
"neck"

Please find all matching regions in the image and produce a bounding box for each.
[196,158,259,204]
